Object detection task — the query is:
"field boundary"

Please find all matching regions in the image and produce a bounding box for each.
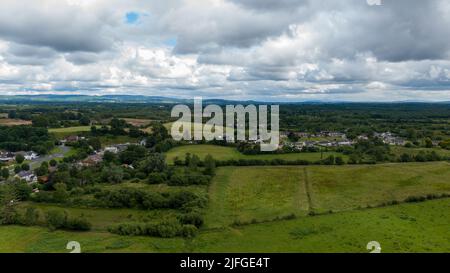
[303,168,314,214]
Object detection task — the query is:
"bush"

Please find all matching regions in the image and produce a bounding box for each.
[181,225,198,238]
[147,173,166,184]
[23,207,40,226]
[177,212,204,228]
[45,210,91,231]
[135,172,147,180]
[46,210,67,230]
[66,216,92,231]
[108,219,196,238]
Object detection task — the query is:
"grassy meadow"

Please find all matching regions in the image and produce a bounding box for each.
[165,144,346,163]
[48,126,93,134]
[391,146,450,158]
[205,167,309,228]
[0,118,32,126]
[205,163,450,226]
[1,198,448,253]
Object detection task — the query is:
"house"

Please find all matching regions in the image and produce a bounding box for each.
[65,135,79,143]
[0,151,14,162]
[15,171,37,183]
[104,146,119,154]
[337,141,353,146]
[139,139,147,146]
[79,153,103,167]
[22,151,39,161]
[38,176,49,184]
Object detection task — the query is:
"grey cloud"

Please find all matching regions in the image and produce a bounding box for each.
[0,1,114,53]
[228,0,309,11]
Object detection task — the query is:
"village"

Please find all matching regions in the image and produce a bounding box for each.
[0,127,430,188]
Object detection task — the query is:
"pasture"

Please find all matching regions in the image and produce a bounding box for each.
[205,163,450,226]
[165,144,346,163]
[0,118,32,126]
[391,146,450,158]
[123,118,153,127]
[1,198,448,253]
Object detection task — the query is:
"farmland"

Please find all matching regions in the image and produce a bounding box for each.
[205,163,450,227]
[0,118,32,126]
[0,198,448,253]
[165,144,346,163]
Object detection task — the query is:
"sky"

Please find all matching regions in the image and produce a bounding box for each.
[0,0,449,102]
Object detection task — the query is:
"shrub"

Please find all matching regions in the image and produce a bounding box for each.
[147,173,166,184]
[22,207,40,226]
[66,216,92,231]
[178,212,204,228]
[46,210,67,230]
[181,225,198,238]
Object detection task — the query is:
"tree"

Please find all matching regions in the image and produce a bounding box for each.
[53,183,69,203]
[34,161,50,176]
[400,153,412,162]
[23,207,40,226]
[79,116,91,126]
[7,110,17,119]
[335,156,345,165]
[103,151,117,163]
[203,155,216,175]
[46,210,67,231]
[49,159,57,167]
[87,137,101,151]
[32,116,49,128]
[15,154,25,164]
[139,153,167,174]
[425,138,433,148]
[188,155,200,171]
[13,181,32,201]
[21,163,30,171]
[14,165,22,174]
[101,166,124,184]
[0,184,19,225]
[1,168,9,180]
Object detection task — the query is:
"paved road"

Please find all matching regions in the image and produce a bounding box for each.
[30,145,71,170]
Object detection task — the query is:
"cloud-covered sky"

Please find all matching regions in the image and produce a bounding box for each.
[0,0,449,101]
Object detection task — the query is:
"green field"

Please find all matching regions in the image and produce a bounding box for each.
[205,163,450,226]
[1,199,448,253]
[17,203,171,232]
[49,126,93,134]
[165,144,345,163]
[205,167,309,228]
[194,198,450,253]
[1,162,449,253]
[391,146,450,158]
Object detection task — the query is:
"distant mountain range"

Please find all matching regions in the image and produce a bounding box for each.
[0,95,270,105]
[0,94,449,104]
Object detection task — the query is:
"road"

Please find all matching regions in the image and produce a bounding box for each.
[30,145,72,170]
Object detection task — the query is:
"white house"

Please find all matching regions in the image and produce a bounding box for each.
[24,151,39,161]
[104,146,119,154]
[15,171,37,183]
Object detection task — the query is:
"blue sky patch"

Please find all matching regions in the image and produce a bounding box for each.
[125,12,139,24]
[165,37,177,47]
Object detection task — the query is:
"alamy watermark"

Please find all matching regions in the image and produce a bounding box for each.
[170,97,279,152]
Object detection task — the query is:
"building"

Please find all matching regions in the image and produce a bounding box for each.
[104,146,119,154]
[0,151,14,162]
[79,153,103,167]
[15,171,37,183]
[16,151,39,161]
[64,135,79,143]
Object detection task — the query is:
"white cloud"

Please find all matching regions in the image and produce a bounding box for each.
[0,0,449,101]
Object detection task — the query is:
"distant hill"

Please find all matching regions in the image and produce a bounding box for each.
[0,94,269,105]
[0,94,449,105]
[0,95,187,104]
